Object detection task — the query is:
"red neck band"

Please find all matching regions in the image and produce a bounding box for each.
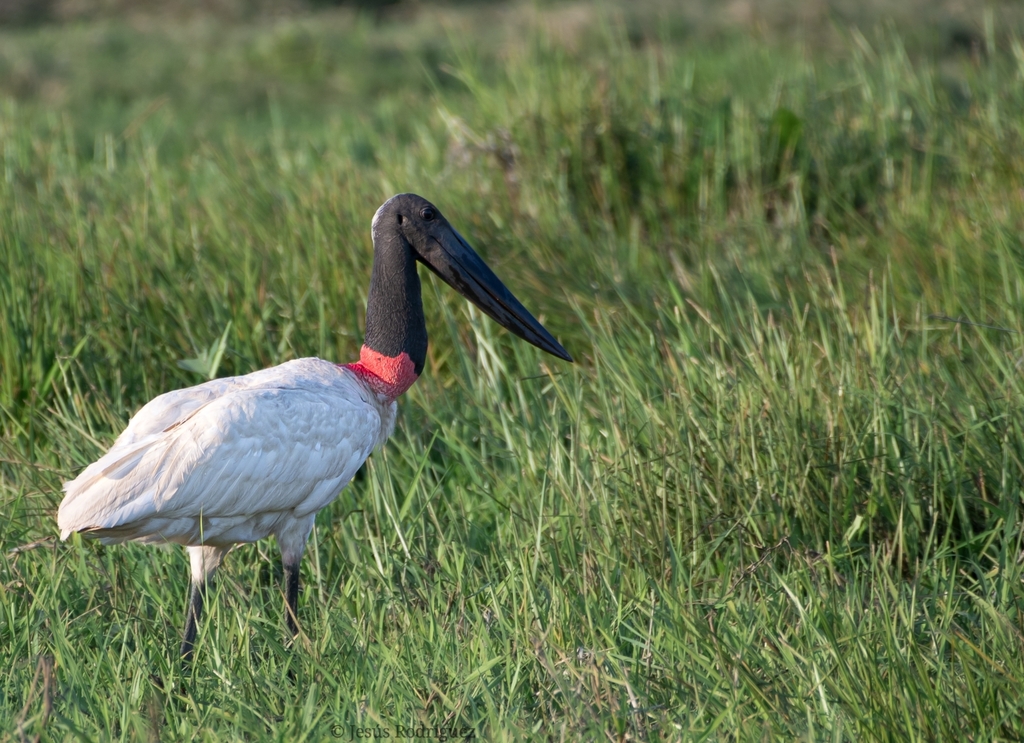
[343,346,419,400]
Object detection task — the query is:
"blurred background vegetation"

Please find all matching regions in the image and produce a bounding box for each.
[4,0,1024,739]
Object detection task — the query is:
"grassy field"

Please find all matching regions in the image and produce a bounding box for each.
[3,1,1024,739]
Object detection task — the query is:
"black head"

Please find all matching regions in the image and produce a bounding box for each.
[369,194,572,362]
[372,193,448,252]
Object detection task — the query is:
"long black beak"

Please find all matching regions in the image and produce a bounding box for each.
[418,226,573,362]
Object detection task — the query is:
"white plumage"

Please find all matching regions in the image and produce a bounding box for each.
[59,358,394,550]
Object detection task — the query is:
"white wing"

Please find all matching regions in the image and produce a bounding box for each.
[58,358,392,546]
[107,376,252,450]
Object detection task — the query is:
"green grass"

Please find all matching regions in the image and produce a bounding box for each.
[4,2,1024,740]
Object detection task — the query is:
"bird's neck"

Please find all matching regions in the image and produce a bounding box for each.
[344,232,425,400]
[345,346,418,400]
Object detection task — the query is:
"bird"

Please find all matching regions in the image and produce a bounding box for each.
[57,193,572,659]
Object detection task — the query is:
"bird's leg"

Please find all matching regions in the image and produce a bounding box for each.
[181,545,228,660]
[277,517,314,641]
[283,559,300,637]
[180,580,205,659]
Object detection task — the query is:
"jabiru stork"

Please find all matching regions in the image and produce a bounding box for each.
[57,193,571,659]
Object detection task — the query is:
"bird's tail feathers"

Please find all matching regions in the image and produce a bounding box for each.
[58,435,174,540]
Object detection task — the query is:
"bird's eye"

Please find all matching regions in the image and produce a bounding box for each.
[420,207,435,221]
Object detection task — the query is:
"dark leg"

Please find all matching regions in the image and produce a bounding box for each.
[277,519,313,643]
[180,580,205,659]
[284,561,300,636]
[181,545,228,662]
